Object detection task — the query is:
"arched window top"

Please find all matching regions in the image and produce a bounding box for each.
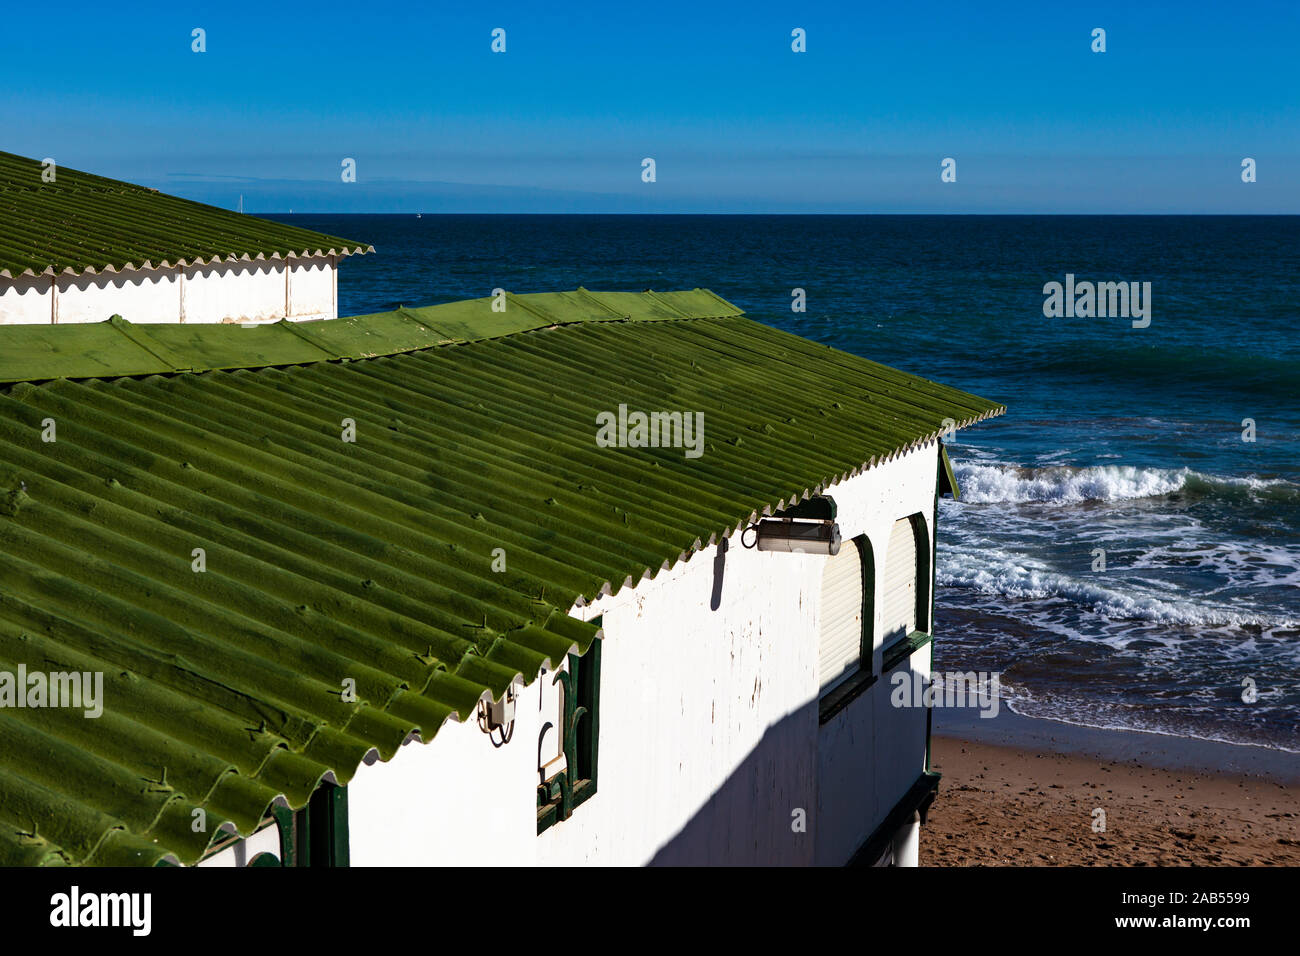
[883,514,931,650]
[819,535,874,695]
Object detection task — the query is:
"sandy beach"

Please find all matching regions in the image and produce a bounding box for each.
[925,732,1300,866]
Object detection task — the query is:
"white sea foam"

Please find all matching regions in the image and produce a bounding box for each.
[1002,698,1300,754]
[954,463,1188,504]
[1128,541,1300,589]
[937,547,1298,632]
[953,462,1299,506]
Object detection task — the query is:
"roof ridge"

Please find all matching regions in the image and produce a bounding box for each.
[0,289,746,385]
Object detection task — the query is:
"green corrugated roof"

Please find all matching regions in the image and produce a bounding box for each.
[0,152,371,279]
[0,290,1004,866]
[0,288,743,383]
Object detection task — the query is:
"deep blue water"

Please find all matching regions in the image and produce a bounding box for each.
[276,214,1300,751]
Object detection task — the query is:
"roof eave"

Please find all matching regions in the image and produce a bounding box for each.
[0,244,375,281]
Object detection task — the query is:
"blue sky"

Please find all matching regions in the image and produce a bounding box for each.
[2,1,1296,213]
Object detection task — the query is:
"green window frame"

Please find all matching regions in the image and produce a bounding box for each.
[881,512,934,674]
[198,782,349,867]
[537,638,601,834]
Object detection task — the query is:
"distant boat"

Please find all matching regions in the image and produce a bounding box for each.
[417,213,422,219]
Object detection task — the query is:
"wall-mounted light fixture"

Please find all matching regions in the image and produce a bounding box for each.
[753,517,841,555]
[742,496,841,556]
[477,685,517,747]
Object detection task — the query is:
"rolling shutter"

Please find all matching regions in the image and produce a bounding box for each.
[819,539,864,691]
[882,518,918,644]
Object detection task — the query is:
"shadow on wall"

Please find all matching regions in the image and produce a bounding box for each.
[645,655,932,866]
[647,697,819,866]
[187,259,280,282]
[710,537,728,611]
[62,269,164,295]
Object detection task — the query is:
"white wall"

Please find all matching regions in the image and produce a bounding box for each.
[0,254,341,325]
[181,260,285,324]
[349,706,542,865]
[55,267,180,325]
[346,441,942,866]
[287,256,335,320]
[0,273,54,324]
[540,530,821,867]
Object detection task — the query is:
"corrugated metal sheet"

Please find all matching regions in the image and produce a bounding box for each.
[0,290,1004,866]
[0,288,744,384]
[0,152,371,279]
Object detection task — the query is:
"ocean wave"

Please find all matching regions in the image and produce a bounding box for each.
[937,551,1298,632]
[1001,698,1300,754]
[953,462,1299,506]
[1127,541,1300,590]
[1182,472,1300,505]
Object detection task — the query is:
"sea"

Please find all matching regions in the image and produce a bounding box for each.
[273,213,1300,754]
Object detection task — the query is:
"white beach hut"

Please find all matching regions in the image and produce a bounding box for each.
[0,151,371,326]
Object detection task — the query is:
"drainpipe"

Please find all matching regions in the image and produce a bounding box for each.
[892,812,921,867]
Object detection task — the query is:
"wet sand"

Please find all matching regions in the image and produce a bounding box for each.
[925,732,1300,866]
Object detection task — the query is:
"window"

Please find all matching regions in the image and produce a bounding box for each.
[197,782,349,867]
[818,535,876,721]
[881,514,932,672]
[537,638,601,833]
[819,536,867,692]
